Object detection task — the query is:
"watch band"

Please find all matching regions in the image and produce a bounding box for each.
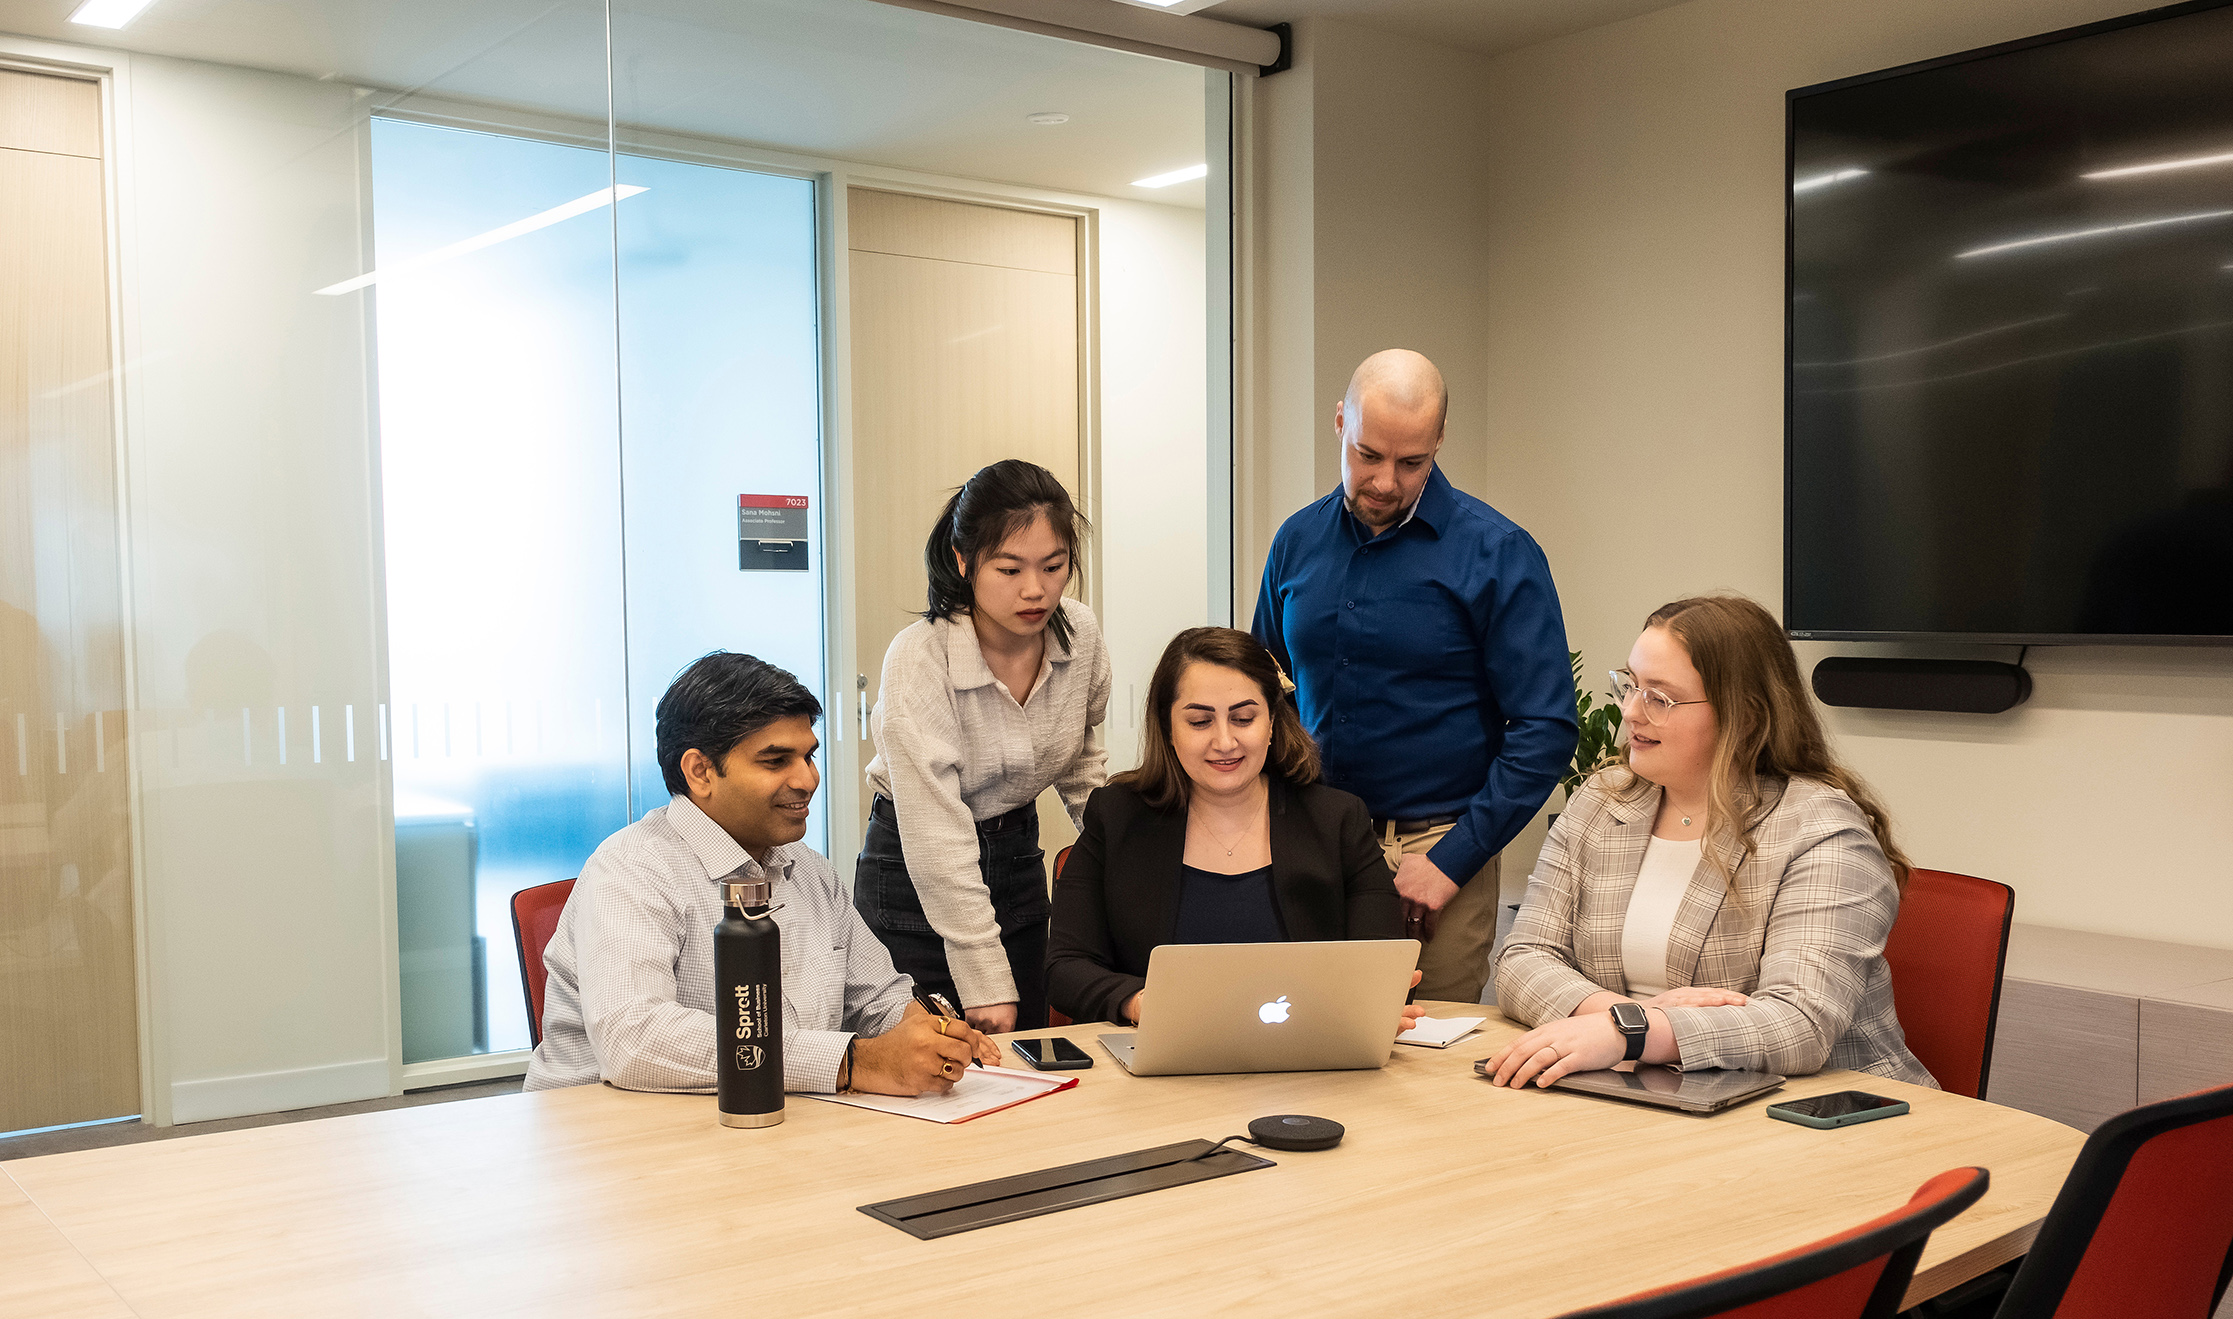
[1609,1002,1649,1063]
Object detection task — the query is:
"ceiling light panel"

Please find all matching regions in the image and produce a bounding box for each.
[1133,163,1208,188]
[69,0,159,28]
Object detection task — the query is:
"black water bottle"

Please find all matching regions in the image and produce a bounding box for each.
[715,875,783,1128]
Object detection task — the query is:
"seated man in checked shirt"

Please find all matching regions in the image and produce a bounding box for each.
[525,651,998,1097]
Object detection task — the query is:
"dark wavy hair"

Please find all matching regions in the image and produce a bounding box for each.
[924,460,1088,650]
[1113,627,1320,810]
[655,652,821,797]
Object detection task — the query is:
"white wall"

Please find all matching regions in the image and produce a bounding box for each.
[1097,198,1212,772]
[1234,21,1555,893]
[1236,19,1496,625]
[1474,0,2233,948]
[1236,23,1318,608]
[113,52,400,1122]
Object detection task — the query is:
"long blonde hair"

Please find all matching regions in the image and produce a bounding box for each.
[1601,595,1910,892]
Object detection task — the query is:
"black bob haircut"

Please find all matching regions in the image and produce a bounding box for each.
[656,651,822,797]
[923,459,1088,650]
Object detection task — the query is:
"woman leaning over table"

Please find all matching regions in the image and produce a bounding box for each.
[1486,594,1934,1090]
[1047,626,1422,1034]
[858,460,1110,1035]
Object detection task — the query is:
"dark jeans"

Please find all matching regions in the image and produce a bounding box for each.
[854,797,1050,1031]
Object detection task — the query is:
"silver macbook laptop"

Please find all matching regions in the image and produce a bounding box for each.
[1098,939,1422,1076]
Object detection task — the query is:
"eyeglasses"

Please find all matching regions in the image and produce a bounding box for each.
[1609,669,1709,722]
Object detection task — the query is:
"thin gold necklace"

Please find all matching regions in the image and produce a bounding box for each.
[1197,793,1265,857]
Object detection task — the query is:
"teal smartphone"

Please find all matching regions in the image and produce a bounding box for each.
[1767,1090,1910,1129]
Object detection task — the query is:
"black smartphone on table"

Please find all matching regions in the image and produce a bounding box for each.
[1766,1090,1909,1129]
[1011,1037,1093,1070]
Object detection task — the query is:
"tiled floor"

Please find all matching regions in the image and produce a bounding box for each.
[0,1077,524,1162]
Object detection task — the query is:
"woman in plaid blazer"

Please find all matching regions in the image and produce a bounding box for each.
[1485,595,1934,1090]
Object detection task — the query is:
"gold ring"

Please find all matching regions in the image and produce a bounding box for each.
[941,1061,956,1076]
[935,1018,949,1036]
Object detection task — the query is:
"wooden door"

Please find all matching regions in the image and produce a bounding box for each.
[0,68,139,1131]
[844,187,1085,868]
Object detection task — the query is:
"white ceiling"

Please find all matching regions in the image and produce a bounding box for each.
[0,0,1704,199]
[1,0,1212,205]
[1201,0,1693,58]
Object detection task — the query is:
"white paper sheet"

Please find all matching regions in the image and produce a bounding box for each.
[1396,1015,1488,1049]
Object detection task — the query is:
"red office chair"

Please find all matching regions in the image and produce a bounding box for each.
[1562,1167,1989,1319]
[510,878,576,1047]
[1882,867,2014,1099]
[1047,846,1074,1029]
[1991,1082,2233,1319]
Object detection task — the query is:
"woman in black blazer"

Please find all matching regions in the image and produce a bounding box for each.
[1048,627,1408,1026]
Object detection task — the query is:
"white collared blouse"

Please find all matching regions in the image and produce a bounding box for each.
[864,598,1112,1007]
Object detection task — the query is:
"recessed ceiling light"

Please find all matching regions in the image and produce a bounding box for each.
[1026,112,1070,126]
[314,185,648,295]
[1133,163,1209,189]
[69,0,159,27]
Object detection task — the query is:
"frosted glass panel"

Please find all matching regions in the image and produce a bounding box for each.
[0,68,137,1133]
[615,158,827,849]
[370,119,629,1062]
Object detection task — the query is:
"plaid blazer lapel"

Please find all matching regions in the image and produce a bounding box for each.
[1583,786,1659,991]
[1664,835,1737,989]
[1667,780,1790,989]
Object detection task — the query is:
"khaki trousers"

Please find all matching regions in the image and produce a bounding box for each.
[1380,820,1500,1005]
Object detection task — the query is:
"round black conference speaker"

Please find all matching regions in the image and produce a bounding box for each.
[1811,657,2032,714]
[1249,1114,1345,1151]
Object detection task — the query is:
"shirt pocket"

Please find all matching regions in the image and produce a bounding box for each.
[1394,584,1476,671]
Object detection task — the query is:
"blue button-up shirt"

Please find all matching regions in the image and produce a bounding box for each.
[1252,465,1577,884]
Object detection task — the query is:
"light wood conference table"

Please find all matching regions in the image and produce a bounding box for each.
[1,1005,2085,1319]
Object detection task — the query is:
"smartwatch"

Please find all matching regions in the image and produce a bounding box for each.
[1609,1001,1650,1063]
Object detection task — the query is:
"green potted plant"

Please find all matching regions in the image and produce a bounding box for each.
[1557,651,1623,809]
[1501,654,1629,938]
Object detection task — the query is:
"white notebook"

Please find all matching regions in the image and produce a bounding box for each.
[805,1065,1077,1124]
[1396,1015,1488,1049]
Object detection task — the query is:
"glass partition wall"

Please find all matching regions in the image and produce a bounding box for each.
[368,119,827,1060]
[1,0,1228,1115]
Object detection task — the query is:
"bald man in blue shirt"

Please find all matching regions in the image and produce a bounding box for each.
[1253,350,1577,1004]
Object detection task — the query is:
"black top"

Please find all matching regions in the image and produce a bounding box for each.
[1172,864,1285,945]
[1046,777,1404,1025]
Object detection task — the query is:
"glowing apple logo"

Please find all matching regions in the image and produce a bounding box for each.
[1258,996,1292,1025]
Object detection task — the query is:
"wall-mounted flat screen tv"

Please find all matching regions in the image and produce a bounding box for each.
[1788,0,2233,644]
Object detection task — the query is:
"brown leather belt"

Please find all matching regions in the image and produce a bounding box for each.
[1371,813,1460,835]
